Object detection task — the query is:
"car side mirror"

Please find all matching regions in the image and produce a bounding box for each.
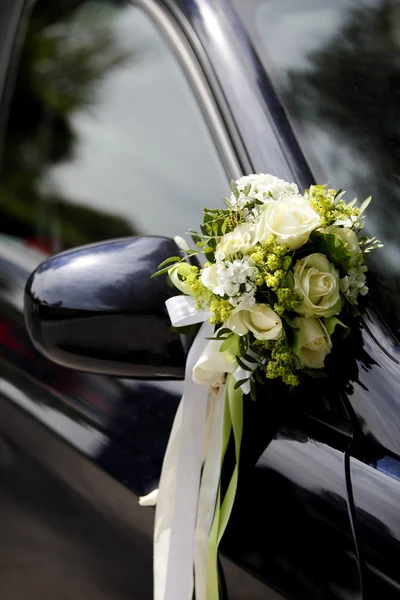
[24,237,191,379]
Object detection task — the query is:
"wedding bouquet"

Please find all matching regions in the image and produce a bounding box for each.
[154,173,381,397]
[149,173,381,600]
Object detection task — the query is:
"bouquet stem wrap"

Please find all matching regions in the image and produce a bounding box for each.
[153,296,245,600]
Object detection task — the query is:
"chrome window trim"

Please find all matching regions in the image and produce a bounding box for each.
[132,0,244,181]
[162,0,313,189]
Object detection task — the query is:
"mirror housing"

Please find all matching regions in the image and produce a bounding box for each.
[24,237,190,378]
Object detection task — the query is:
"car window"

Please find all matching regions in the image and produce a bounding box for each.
[0,0,229,255]
[233,0,400,344]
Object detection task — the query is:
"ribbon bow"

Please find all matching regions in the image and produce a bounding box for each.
[141,295,248,600]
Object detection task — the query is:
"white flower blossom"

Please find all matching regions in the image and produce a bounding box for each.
[227,303,282,340]
[230,173,298,212]
[292,317,332,369]
[340,265,368,303]
[215,222,255,261]
[255,194,320,250]
[215,259,259,306]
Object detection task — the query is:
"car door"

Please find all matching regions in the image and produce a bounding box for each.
[232,1,400,599]
[220,369,363,600]
[346,313,400,600]
[0,1,365,600]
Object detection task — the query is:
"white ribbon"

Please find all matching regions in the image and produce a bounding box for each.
[165,295,211,327]
[145,295,251,600]
[154,317,212,600]
[194,382,226,600]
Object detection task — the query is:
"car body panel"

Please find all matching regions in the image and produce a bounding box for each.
[0,0,398,599]
[349,446,400,598]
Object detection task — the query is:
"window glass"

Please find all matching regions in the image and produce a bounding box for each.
[0,0,229,254]
[234,0,400,342]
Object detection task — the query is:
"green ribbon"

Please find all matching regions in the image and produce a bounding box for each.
[168,263,193,295]
[206,373,243,599]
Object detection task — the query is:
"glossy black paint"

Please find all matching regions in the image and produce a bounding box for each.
[0,1,399,600]
[24,236,187,378]
[349,444,400,599]
[222,396,362,600]
[343,309,400,457]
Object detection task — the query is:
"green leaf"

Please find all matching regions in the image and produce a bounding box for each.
[323,317,348,336]
[221,219,229,235]
[188,227,203,238]
[359,196,372,215]
[157,256,181,269]
[303,368,329,379]
[218,328,233,337]
[200,223,211,237]
[239,335,248,356]
[255,369,265,385]
[312,232,351,271]
[242,354,258,364]
[236,356,251,371]
[150,266,174,278]
[345,301,361,318]
[250,378,257,401]
[234,378,250,391]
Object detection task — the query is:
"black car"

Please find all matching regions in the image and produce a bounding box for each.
[0,1,400,599]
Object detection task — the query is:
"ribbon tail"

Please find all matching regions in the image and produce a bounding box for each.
[206,374,244,600]
[153,320,213,600]
[153,401,184,597]
[194,382,226,600]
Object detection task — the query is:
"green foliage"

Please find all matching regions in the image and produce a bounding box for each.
[234,378,250,391]
[359,235,384,253]
[302,369,328,379]
[311,232,351,272]
[323,316,348,336]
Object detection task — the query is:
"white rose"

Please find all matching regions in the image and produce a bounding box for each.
[255,194,320,250]
[227,302,282,341]
[215,223,255,260]
[323,226,362,267]
[201,263,222,295]
[293,317,332,369]
[291,253,343,318]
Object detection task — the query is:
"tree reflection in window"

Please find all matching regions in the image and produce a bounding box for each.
[0,0,136,253]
